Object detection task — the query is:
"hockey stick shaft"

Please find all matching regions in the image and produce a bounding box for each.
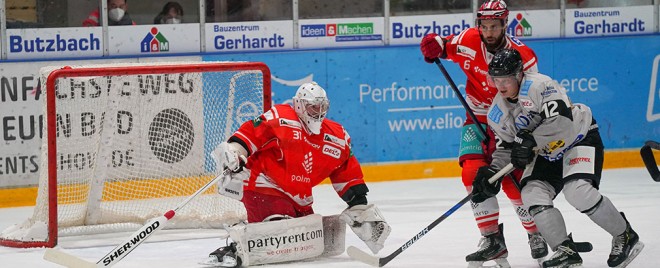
[640,140,660,182]
[348,164,514,267]
[44,169,231,268]
[434,59,487,139]
[433,59,523,192]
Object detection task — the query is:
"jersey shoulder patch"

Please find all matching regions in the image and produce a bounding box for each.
[456,45,476,60]
[520,80,533,96]
[508,35,523,46]
[488,104,504,124]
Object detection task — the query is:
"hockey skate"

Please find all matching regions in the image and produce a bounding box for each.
[200,242,242,268]
[607,212,644,268]
[466,224,510,268]
[542,235,582,268]
[528,232,549,265]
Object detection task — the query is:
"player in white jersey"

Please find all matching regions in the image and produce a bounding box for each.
[470,48,644,268]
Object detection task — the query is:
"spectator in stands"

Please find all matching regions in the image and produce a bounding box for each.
[154,2,184,24]
[83,0,136,26]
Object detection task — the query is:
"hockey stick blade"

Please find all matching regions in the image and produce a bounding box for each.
[640,141,660,181]
[44,248,97,268]
[347,246,381,267]
[85,169,231,267]
[347,164,514,267]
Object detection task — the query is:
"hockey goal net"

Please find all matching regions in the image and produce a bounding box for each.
[0,61,271,248]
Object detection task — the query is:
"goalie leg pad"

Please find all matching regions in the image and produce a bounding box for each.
[321,214,346,257]
[225,214,326,266]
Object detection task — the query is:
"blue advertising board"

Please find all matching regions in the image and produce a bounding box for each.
[204,34,660,164]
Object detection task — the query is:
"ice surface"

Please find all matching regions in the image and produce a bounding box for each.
[0,167,657,267]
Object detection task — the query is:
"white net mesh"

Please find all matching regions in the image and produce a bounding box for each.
[0,61,269,247]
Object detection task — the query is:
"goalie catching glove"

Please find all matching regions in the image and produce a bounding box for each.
[340,204,392,254]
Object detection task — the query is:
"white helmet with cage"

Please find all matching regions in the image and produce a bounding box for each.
[293,82,329,135]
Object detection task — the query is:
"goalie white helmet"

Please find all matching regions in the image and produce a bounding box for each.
[293,82,329,135]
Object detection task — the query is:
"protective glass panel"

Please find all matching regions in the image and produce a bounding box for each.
[300,0,383,19]
[205,0,292,22]
[390,0,471,16]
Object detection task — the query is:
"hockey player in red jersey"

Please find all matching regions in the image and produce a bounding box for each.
[420,1,547,267]
[204,82,391,267]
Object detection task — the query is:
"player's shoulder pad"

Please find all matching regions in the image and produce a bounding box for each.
[449,27,479,45]
[321,118,345,136]
[321,119,350,148]
[520,72,555,97]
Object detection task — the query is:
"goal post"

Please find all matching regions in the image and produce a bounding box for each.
[0,61,271,248]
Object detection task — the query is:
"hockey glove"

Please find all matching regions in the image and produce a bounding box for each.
[420,33,445,63]
[340,204,392,254]
[212,142,247,173]
[471,166,502,203]
[511,129,536,169]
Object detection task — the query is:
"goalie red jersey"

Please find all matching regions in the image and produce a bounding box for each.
[231,104,365,209]
[443,28,538,122]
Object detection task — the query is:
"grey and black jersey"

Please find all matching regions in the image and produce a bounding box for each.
[486,72,594,170]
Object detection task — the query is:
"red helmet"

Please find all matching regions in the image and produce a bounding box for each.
[477,0,509,22]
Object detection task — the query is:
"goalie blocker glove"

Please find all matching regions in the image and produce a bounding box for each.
[212,141,248,173]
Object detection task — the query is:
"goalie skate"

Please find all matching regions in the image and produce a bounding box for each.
[199,242,242,268]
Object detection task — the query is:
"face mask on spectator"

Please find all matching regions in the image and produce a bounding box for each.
[108,8,125,22]
[165,18,181,24]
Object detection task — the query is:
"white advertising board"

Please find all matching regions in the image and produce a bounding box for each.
[389,14,472,45]
[205,21,294,52]
[507,9,561,39]
[298,17,385,48]
[565,5,654,37]
[6,27,103,60]
[108,24,201,56]
[0,56,201,188]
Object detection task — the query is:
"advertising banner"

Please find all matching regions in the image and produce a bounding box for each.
[565,5,654,37]
[648,54,660,122]
[108,24,201,56]
[3,36,660,189]
[298,17,385,48]
[6,27,103,60]
[205,35,660,163]
[389,14,472,45]
[205,21,293,52]
[0,57,201,188]
[389,10,560,46]
[506,9,561,39]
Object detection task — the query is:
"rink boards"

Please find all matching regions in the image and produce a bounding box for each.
[1,35,659,207]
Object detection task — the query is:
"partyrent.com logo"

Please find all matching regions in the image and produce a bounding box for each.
[141,27,169,53]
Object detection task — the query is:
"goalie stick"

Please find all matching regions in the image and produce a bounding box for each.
[44,164,240,268]
[640,140,660,181]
